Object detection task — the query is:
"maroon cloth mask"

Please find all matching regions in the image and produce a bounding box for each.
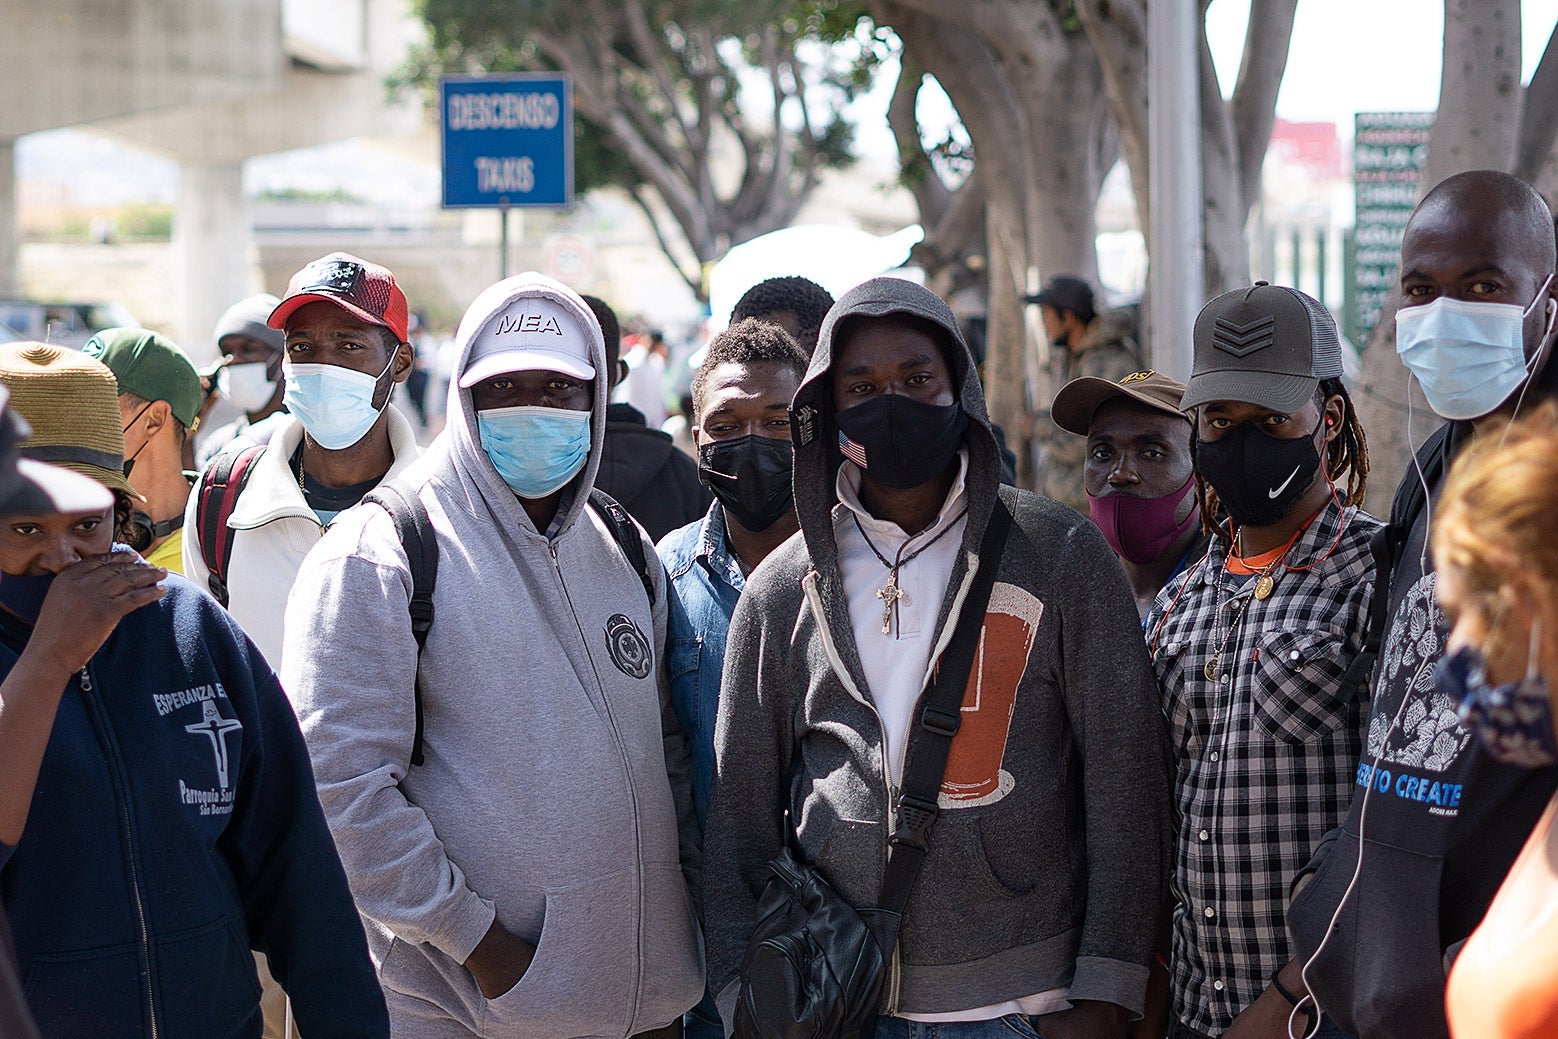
[1087,477,1197,565]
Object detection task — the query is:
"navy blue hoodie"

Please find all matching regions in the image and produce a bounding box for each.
[0,575,387,1039]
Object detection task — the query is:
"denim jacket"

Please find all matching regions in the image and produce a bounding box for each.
[658,503,744,824]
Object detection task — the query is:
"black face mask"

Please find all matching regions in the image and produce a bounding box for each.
[1194,418,1323,528]
[698,434,795,532]
[833,394,967,489]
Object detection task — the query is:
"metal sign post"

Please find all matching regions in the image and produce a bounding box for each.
[1146,0,1203,380]
[499,204,510,279]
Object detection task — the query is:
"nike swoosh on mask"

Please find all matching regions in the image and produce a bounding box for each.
[1268,464,1303,499]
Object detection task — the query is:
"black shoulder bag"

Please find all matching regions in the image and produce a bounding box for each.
[734,500,1013,1039]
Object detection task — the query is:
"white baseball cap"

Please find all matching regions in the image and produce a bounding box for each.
[459,296,597,388]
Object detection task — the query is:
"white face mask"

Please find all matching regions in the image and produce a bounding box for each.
[1395,277,1554,421]
[219,361,277,413]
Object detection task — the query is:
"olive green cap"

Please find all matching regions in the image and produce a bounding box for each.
[84,327,204,429]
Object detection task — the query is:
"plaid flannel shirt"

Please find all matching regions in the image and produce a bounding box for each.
[1146,498,1382,1034]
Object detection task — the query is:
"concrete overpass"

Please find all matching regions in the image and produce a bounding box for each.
[0,0,422,354]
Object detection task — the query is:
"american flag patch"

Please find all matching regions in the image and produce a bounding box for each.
[838,429,868,468]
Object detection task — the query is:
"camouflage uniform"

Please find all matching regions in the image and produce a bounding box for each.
[1036,310,1144,512]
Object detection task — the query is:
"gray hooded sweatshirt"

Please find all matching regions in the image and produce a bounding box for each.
[281,273,703,1039]
[702,277,1170,1021]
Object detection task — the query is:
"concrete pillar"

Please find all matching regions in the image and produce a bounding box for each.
[0,138,18,297]
[174,160,250,361]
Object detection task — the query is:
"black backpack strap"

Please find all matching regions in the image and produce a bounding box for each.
[1339,523,1393,698]
[195,444,265,608]
[1344,423,1455,697]
[588,489,655,606]
[363,483,439,767]
[872,500,1013,947]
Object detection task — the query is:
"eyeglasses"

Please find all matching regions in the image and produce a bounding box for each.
[298,258,364,296]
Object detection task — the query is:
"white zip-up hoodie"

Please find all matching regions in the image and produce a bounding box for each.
[182,406,422,669]
[280,273,703,1039]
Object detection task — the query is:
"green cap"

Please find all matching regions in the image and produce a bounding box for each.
[83,327,204,428]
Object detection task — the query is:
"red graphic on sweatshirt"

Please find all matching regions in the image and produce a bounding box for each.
[940,584,1044,807]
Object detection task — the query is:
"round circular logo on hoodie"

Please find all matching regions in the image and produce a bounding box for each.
[604,614,652,679]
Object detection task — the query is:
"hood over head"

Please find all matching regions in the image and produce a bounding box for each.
[444,272,607,535]
[790,276,1001,568]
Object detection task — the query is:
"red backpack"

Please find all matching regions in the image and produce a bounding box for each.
[192,444,266,608]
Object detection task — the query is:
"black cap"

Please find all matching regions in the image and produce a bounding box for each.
[1024,275,1096,321]
[1181,282,1343,413]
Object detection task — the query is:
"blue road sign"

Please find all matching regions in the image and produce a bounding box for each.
[441,74,573,208]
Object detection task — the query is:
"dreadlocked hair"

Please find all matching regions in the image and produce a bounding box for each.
[1322,377,1369,508]
[1191,376,1370,539]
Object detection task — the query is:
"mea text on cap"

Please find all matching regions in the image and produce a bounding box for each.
[459,296,597,388]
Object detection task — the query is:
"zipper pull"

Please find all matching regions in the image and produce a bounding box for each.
[78,667,92,692]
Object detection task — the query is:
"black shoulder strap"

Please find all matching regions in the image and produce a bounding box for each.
[1339,523,1393,698]
[1345,424,1454,696]
[196,444,265,608]
[363,482,439,767]
[872,499,1013,943]
[588,488,655,606]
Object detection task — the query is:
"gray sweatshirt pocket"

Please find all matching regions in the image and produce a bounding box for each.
[480,868,639,1038]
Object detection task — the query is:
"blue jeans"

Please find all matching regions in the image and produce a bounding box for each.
[684,989,722,1039]
[874,1015,1045,1039]
[1166,1017,1356,1039]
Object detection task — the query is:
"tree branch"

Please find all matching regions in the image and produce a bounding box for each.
[621,2,696,151]
[1517,20,1558,182]
[630,187,706,302]
[1229,0,1299,221]
[887,49,954,228]
[1073,0,1151,244]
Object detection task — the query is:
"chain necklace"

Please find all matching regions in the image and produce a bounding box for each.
[1203,545,1243,682]
[850,507,967,637]
[1203,543,1284,682]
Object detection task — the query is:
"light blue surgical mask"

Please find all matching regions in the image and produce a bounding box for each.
[283,351,395,450]
[478,405,591,499]
[1395,278,1554,421]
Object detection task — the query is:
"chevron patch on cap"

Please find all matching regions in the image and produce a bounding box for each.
[1212,315,1276,357]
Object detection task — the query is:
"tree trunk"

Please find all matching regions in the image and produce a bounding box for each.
[1351,0,1523,506]
[881,8,1036,482]
[1074,0,1293,300]
[879,3,1115,489]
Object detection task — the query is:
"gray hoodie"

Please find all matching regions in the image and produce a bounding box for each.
[281,273,703,1039]
[702,277,1170,1021]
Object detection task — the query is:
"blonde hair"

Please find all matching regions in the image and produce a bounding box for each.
[1433,401,1558,616]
